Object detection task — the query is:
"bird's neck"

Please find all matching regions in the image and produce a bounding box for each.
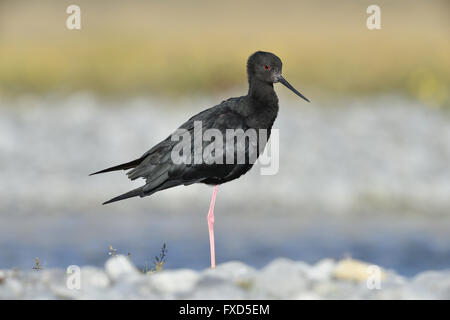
[248,79,278,106]
[245,79,279,129]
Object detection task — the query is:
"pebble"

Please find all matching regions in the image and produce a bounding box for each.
[2,257,447,299]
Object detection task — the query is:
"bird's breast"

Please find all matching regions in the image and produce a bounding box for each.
[245,102,279,130]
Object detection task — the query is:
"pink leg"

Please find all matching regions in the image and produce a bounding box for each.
[207,185,218,269]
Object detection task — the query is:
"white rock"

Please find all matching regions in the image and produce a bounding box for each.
[408,270,450,299]
[306,259,336,281]
[294,292,322,300]
[104,255,140,281]
[3,278,23,298]
[206,261,256,279]
[188,281,249,299]
[252,258,310,299]
[0,258,449,299]
[149,269,200,295]
[81,267,110,289]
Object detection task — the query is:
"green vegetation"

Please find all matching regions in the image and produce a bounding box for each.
[107,245,118,257]
[0,0,449,106]
[152,243,167,273]
[32,257,42,271]
[106,243,167,273]
[141,243,167,274]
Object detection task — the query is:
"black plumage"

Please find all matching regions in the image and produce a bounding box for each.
[91,51,309,205]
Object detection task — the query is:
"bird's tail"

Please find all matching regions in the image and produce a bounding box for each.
[102,186,143,205]
[90,157,143,176]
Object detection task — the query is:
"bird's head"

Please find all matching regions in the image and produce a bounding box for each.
[247,51,310,102]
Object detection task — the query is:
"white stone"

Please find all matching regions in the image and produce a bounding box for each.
[81,267,110,288]
[104,255,140,281]
[0,258,449,299]
[252,258,310,299]
[149,269,200,295]
[306,259,336,281]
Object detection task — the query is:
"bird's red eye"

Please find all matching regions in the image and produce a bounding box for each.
[264,65,270,70]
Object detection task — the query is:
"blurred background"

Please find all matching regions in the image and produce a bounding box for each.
[0,0,449,276]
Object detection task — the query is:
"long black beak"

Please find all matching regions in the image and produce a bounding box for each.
[277,75,310,102]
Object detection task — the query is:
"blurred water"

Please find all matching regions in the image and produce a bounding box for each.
[1,93,450,276]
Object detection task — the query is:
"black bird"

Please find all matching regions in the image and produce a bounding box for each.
[91,51,309,268]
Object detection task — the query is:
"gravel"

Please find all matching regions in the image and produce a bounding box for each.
[1,256,449,299]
